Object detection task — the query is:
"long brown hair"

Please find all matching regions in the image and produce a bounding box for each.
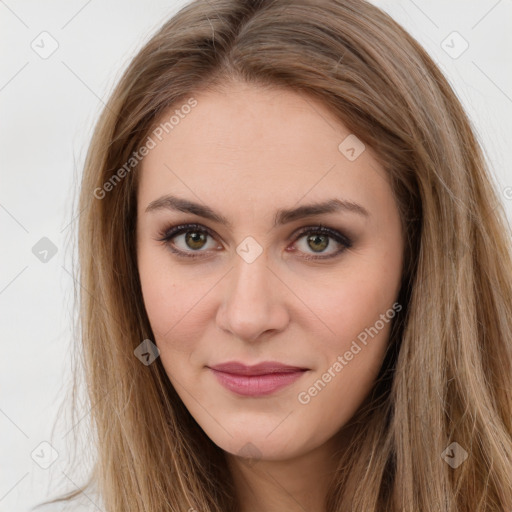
[35,0,512,510]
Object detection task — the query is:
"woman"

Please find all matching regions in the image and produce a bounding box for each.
[36,0,512,510]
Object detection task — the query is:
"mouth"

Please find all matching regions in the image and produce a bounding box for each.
[207,361,309,397]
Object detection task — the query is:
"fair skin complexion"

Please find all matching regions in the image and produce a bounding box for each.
[136,81,404,511]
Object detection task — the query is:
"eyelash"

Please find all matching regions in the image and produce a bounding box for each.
[155,222,353,261]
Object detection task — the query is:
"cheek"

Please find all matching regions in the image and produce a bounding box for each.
[292,250,401,404]
[295,261,400,353]
[295,277,397,427]
[138,248,197,345]
[139,266,176,339]
[138,249,222,376]
[138,265,203,388]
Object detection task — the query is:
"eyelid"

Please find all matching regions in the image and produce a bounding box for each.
[156,222,220,245]
[292,224,352,248]
[155,222,353,260]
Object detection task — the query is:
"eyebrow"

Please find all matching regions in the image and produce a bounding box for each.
[144,194,369,228]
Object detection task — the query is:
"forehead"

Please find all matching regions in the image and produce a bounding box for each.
[137,83,389,218]
[144,83,349,163]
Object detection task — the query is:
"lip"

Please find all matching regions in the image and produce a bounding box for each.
[207,361,309,397]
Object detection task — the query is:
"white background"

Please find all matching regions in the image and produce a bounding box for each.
[1,1,511,511]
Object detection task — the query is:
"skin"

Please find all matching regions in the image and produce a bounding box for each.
[136,81,404,511]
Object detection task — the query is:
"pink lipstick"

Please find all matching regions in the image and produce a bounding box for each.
[208,361,308,397]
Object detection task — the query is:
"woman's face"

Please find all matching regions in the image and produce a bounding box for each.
[136,82,404,462]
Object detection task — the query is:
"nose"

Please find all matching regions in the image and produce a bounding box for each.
[215,251,290,343]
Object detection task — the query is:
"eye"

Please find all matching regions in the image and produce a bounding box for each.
[155,223,352,260]
[291,225,352,260]
[155,223,220,259]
